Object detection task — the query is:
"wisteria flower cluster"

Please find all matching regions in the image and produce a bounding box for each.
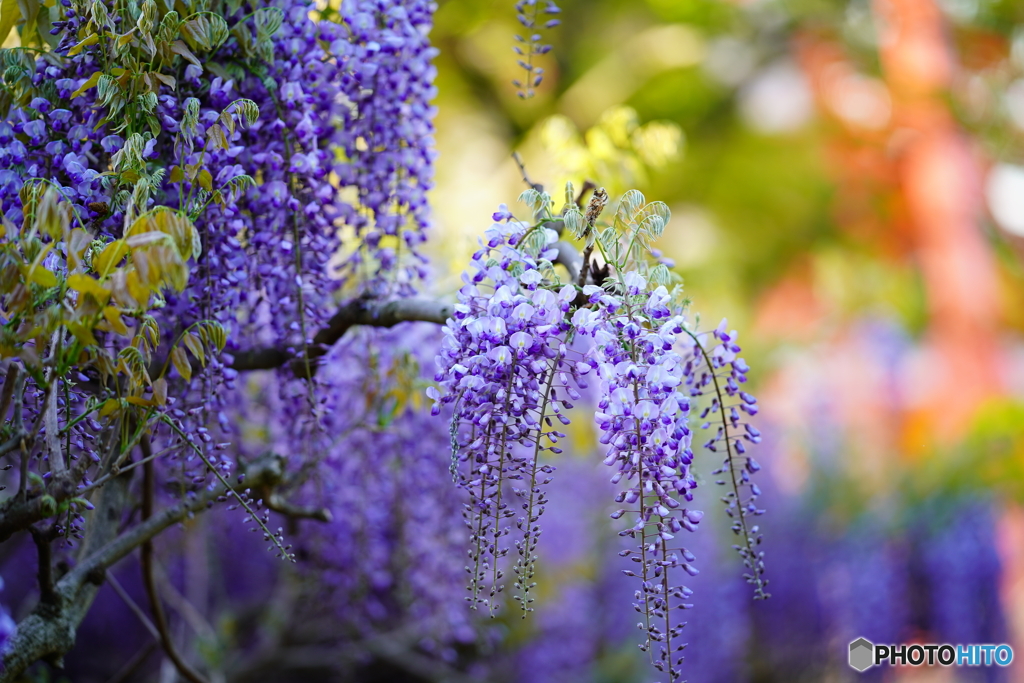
[681,320,768,599]
[512,0,560,98]
[333,0,439,295]
[574,275,702,679]
[430,185,769,682]
[430,217,580,615]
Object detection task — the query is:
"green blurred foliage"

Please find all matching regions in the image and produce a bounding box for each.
[432,0,839,309]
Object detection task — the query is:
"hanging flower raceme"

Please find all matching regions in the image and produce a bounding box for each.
[574,273,700,681]
[681,320,769,600]
[512,0,560,99]
[429,217,581,616]
[334,0,439,296]
[426,185,769,683]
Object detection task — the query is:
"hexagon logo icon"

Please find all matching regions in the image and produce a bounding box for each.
[849,637,874,672]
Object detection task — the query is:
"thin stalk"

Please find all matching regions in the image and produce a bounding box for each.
[684,328,768,599]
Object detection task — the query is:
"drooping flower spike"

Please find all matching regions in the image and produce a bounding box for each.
[681,320,769,599]
[430,185,769,683]
[512,0,561,98]
[430,215,581,615]
[574,276,703,681]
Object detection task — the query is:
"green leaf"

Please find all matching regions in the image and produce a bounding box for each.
[139,315,160,347]
[117,345,149,382]
[637,201,670,238]
[156,10,179,42]
[203,321,226,351]
[613,189,646,233]
[170,345,191,381]
[518,188,550,216]
[564,207,585,240]
[24,264,56,287]
[597,226,619,256]
[70,71,102,98]
[67,32,99,56]
[0,0,22,47]
[207,13,229,48]
[227,98,259,127]
[94,239,128,276]
[180,96,200,135]
[183,332,205,366]
[181,13,228,52]
[253,6,282,39]
[225,174,255,195]
[96,74,120,107]
[522,228,548,257]
[67,273,111,302]
[649,264,671,288]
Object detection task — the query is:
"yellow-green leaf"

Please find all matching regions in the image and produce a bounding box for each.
[0,0,20,46]
[125,396,155,407]
[182,332,205,367]
[67,321,98,347]
[102,306,129,336]
[125,270,151,308]
[125,230,169,249]
[190,225,202,260]
[67,33,100,56]
[152,377,167,405]
[94,239,128,276]
[170,346,191,381]
[34,187,69,240]
[67,273,110,302]
[99,398,121,417]
[154,73,176,90]
[171,39,201,66]
[169,166,183,183]
[127,208,195,261]
[24,265,57,288]
[71,71,102,98]
[197,168,212,192]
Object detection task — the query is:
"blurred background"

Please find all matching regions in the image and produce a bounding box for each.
[424,0,1024,680]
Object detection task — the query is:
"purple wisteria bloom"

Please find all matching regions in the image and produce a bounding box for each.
[681,320,768,599]
[574,275,699,681]
[431,218,580,615]
[333,0,439,296]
